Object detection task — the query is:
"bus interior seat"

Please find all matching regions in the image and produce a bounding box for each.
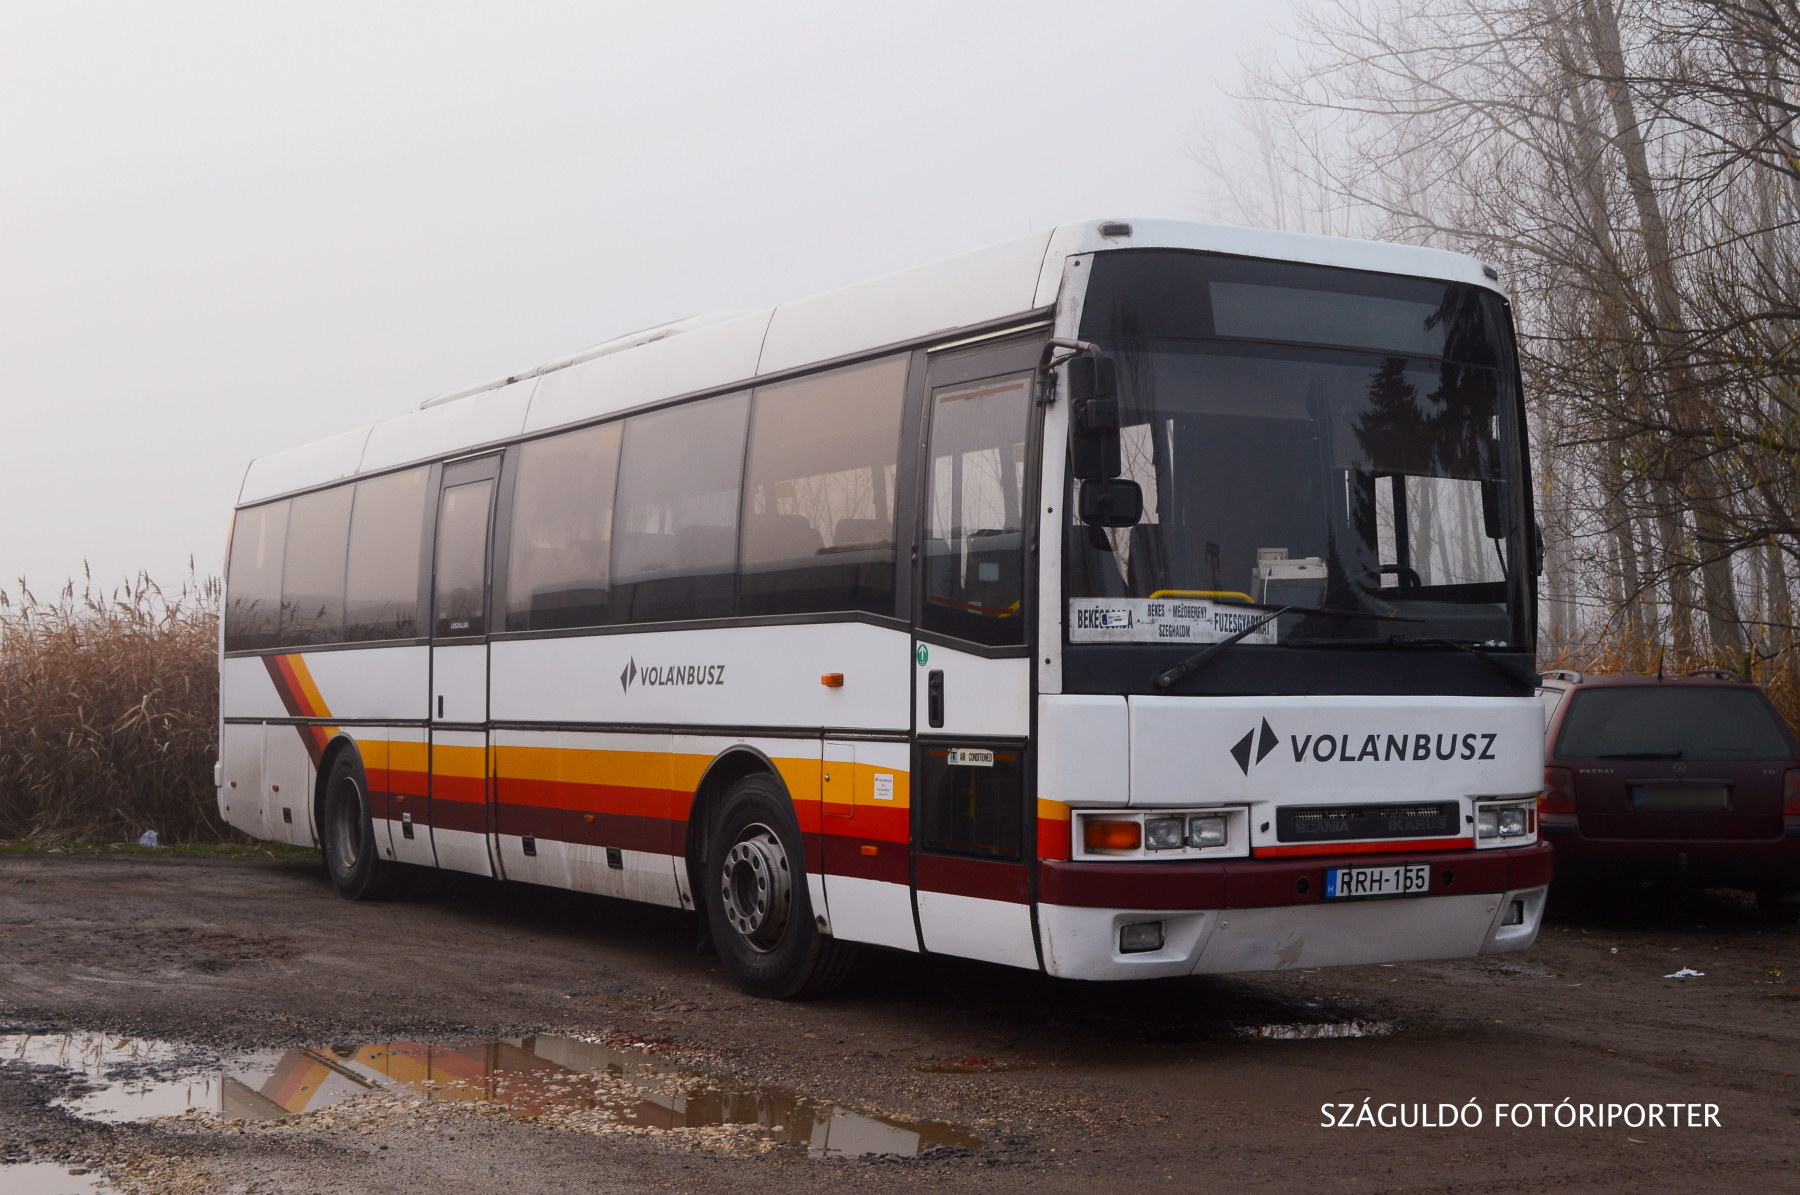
[831,518,893,551]
[745,513,825,562]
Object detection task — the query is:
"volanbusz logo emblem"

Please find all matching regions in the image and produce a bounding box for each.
[620,656,726,693]
[1231,718,1280,775]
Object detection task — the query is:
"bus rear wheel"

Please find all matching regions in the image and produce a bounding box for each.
[322,749,409,901]
[704,774,857,999]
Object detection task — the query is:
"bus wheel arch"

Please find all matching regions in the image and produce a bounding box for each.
[685,748,778,903]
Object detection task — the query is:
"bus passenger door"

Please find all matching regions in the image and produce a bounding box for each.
[428,456,500,877]
[911,347,1040,970]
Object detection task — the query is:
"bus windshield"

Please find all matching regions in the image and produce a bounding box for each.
[1067,250,1527,650]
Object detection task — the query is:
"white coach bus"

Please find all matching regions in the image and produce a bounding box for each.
[219,219,1551,998]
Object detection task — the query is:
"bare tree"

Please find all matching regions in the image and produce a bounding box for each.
[1197,0,1800,683]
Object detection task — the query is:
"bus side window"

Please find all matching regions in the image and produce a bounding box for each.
[224,500,290,652]
[610,391,750,624]
[279,485,353,647]
[344,466,430,641]
[920,372,1033,646]
[740,355,907,617]
[504,422,623,632]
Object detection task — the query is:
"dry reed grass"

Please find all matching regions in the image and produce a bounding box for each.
[0,570,233,844]
[1541,622,1800,730]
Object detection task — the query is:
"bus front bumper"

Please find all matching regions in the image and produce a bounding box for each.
[1036,841,1551,981]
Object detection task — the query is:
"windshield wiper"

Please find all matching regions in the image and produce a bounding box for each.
[1390,636,1540,688]
[1599,751,1683,759]
[1152,606,1419,690]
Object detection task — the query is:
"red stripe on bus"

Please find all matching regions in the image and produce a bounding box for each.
[915,852,1029,904]
[822,836,911,886]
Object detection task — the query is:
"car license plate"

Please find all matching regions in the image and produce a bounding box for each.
[1324,863,1431,900]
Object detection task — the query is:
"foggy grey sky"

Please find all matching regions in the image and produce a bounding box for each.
[0,1,1282,593]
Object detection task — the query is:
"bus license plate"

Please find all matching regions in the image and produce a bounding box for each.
[1324,863,1430,900]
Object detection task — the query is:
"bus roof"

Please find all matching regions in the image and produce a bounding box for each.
[236,219,1501,506]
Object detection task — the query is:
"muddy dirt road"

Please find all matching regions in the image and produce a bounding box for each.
[1,851,1795,1194]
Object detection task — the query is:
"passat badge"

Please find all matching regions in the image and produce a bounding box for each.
[947,748,994,767]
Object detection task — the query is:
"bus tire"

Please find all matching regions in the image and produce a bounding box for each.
[321,748,408,901]
[704,773,857,999]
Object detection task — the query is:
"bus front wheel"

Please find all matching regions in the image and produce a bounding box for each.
[321,749,409,901]
[704,774,857,999]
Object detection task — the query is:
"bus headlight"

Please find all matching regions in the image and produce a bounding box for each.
[1477,805,1528,839]
[1187,815,1227,848]
[1144,818,1185,851]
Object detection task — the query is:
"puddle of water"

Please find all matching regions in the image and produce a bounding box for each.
[0,1162,109,1194]
[1237,1021,1394,1040]
[0,1032,979,1158]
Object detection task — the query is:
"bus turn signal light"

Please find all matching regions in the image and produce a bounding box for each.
[821,673,844,687]
[1084,819,1142,852]
[1541,766,1576,814]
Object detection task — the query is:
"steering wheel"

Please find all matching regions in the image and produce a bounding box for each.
[1357,565,1423,591]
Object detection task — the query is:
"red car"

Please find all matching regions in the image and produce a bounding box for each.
[1537,670,1800,921]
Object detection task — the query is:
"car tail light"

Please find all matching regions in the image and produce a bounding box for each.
[1084,819,1142,852]
[1785,768,1800,816]
[1541,766,1576,814]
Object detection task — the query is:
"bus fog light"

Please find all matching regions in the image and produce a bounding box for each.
[1496,807,1527,837]
[1119,921,1164,953]
[1144,818,1184,851]
[1085,819,1142,852]
[1476,809,1498,839]
[1188,815,1227,848]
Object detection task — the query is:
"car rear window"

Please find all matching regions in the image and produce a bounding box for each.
[1554,686,1793,760]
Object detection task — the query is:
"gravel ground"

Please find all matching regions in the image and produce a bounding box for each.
[1,850,1796,1193]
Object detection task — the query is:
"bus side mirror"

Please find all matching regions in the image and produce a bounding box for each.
[1068,355,1121,479]
[1481,478,1513,538]
[1078,478,1142,527]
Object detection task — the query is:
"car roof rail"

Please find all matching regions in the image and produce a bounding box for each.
[1685,667,1740,681]
[1540,668,1583,684]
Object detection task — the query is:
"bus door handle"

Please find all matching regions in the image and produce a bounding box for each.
[927,669,944,728]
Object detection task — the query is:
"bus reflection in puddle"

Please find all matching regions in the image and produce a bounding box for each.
[4,1031,978,1158]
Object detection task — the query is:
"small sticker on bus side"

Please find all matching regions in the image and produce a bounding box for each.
[873,774,895,800]
[947,748,995,767]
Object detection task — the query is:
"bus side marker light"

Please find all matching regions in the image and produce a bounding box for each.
[1085,820,1142,851]
[821,673,844,687]
[861,844,878,856]
[583,814,596,823]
